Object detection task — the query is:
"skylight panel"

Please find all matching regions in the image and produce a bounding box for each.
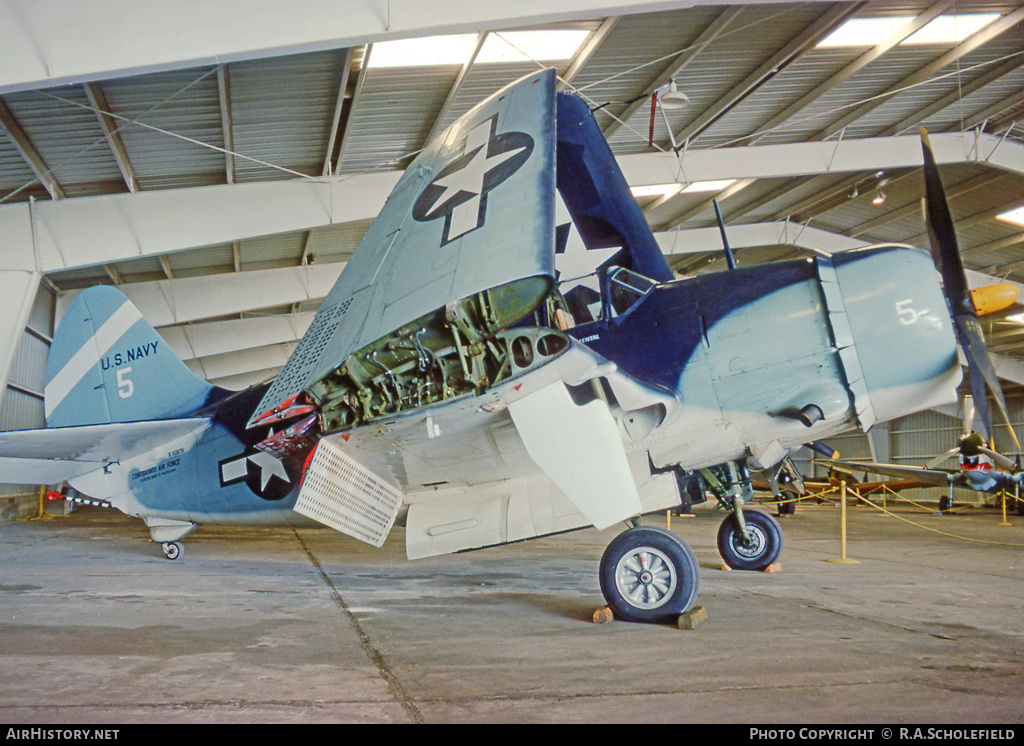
[997,206,1024,228]
[902,13,1000,44]
[815,13,1001,48]
[370,35,479,68]
[816,17,914,48]
[369,29,590,69]
[631,184,683,198]
[481,30,591,63]
[680,180,736,193]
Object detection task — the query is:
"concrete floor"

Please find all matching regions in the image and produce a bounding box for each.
[1,498,1022,724]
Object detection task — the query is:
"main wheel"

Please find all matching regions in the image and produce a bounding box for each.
[717,509,782,571]
[599,526,700,624]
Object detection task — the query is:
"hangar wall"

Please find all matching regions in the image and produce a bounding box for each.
[0,282,55,518]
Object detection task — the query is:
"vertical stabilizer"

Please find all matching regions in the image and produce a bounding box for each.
[45,286,219,427]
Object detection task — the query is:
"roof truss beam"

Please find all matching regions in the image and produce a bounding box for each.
[216,65,236,185]
[422,33,488,148]
[748,1,955,145]
[811,6,1024,143]
[5,132,1024,275]
[600,6,741,141]
[670,2,862,149]
[0,1,755,95]
[0,98,65,199]
[83,82,139,193]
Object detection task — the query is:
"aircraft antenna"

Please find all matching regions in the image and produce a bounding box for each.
[713,199,737,270]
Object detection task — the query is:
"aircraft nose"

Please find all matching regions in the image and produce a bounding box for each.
[824,246,961,425]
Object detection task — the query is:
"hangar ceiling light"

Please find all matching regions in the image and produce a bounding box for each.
[369,29,591,68]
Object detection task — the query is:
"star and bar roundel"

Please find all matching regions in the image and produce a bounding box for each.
[413,114,533,245]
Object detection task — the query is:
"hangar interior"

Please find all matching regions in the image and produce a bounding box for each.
[3,0,1024,516]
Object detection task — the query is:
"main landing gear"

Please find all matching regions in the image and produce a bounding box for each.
[701,461,783,571]
[598,460,784,623]
[599,524,699,624]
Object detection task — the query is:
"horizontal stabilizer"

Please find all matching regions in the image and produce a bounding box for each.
[0,418,209,485]
[508,381,641,530]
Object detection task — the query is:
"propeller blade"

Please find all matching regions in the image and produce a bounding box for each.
[978,445,1017,472]
[920,129,1020,451]
[926,447,961,469]
[962,394,974,438]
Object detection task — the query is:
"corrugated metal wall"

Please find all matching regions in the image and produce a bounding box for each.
[0,283,55,498]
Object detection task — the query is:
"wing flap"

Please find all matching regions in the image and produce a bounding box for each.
[293,436,404,547]
[0,419,209,485]
[508,381,642,529]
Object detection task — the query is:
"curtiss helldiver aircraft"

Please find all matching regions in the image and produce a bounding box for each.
[0,69,1009,623]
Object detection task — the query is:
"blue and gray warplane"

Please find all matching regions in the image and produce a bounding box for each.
[0,69,1012,622]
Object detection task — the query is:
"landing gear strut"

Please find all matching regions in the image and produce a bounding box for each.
[146,517,195,561]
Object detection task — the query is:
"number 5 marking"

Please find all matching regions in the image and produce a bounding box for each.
[894,299,920,326]
[117,367,134,399]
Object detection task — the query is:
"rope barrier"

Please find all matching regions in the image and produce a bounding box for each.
[841,486,1024,548]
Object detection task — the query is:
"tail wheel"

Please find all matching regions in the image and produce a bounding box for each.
[717,509,782,571]
[599,526,699,624]
[161,542,184,561]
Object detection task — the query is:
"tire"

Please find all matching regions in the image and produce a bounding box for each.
[778,490,798,516]
[717,509,782,571]
[161,541,183,560]
[599,526,700,624]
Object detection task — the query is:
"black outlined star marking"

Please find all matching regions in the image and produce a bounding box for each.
[413,115,533,245]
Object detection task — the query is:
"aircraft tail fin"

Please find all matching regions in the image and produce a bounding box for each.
[45,286,222,427]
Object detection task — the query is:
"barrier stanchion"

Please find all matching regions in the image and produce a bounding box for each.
[827,480,860,565]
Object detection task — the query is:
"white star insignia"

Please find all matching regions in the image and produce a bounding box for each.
[433,120,528,241]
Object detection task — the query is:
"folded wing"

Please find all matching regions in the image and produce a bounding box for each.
[249,70,558,428]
